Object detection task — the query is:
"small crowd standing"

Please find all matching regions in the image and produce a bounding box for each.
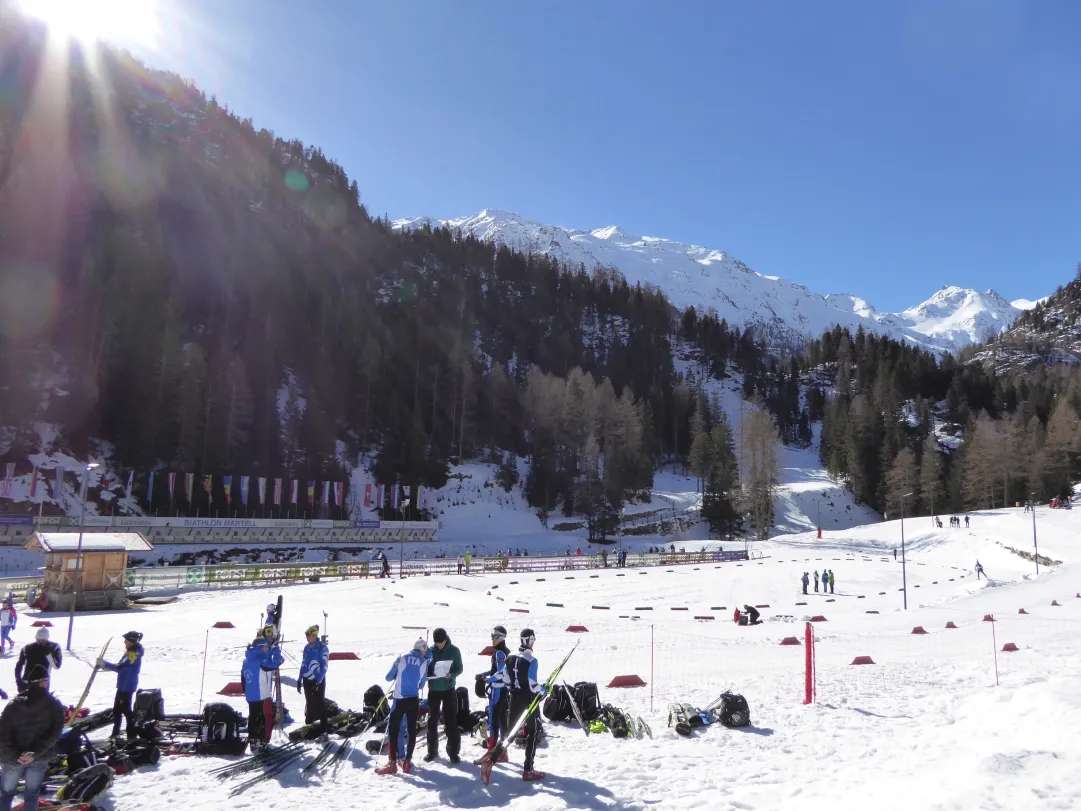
[800,569,836,595]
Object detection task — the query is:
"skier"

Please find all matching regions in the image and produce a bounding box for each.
[813,571,820,593]
[14,629,61,694]
[828,570,835,594]
[99,631,144,741]
[503,628,546,781]
[381,552,391,578]
[376,638,429,775]
[265,603,278,627]
[975,561,985,580]
[465,551,472,574]
[601,549,608,568]
[742,605,762,625]
[964,515,970,528]
[457,555,464,575]
[424,628,463,763]
[801,572,809,595]
[299,625,329,737]
[241,626,284,752]
[893,548,897,560]
[0,600,16,653]
[0,664,64,811]
[483,626,510,763]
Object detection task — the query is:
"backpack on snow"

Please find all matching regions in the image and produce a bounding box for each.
[57,764,114,803]
[717,692,750,728]
[601,704,631,738]
[194,702,246,755]
[542,687,573,722]
[572,682,602,721]
[134,689,164,724]
[453,686,471,728]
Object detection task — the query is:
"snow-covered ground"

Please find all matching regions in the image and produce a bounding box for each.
[16,503,1080,811]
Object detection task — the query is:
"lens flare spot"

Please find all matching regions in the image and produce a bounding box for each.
[283,169,309,193]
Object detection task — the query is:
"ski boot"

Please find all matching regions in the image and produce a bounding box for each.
[401,759,413,774]
[522,769,546,781]
[375,759,398,775]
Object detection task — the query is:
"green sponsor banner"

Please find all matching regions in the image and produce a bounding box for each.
[186,566,205,585]
[124,570,135,587]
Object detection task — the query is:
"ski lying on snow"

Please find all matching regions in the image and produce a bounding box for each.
[301,742,336,776]
[229,749,305,797]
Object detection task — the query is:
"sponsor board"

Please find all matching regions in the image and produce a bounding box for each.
[0,516,33,526]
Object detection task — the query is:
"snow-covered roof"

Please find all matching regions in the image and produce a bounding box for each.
[26,532,154,553]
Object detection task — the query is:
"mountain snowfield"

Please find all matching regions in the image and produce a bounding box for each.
[394,210,1031,354]
[14,504,1080,811]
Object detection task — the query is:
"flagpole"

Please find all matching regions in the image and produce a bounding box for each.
[399,498,410,578]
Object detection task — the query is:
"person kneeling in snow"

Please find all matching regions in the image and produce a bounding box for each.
[742,605,762,625]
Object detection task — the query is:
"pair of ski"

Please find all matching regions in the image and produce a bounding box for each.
[474,641,580,785]
[668,694,725,737]
[302,739,352,780]
[65,638,113,727]
[210,741,305,780]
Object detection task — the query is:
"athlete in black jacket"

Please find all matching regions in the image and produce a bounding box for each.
[14,629,62,694]
[0,665,65,811]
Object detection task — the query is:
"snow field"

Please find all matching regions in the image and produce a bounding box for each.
[16,503,1080,810]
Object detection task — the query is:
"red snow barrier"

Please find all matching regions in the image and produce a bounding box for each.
[670,607,688,611]
[780,637,801,646]
[218,682,244,696]
[983,614,995,622]
[592,605,610,610]
[328,652,359,661]
[865,610,879,614]
[1018,608,1028,615]
[826,599,836,603]
[1051,600,1061,607]
[754,604,770,608]
[31,621,52,627]
[945,621,958,629]
[510,608,529,614]
[479,646,495,656]
[565,625,589,633]
[509,581,518,585]
[809,615,828,622]
[694,616,714,621]
[607,674,646,688]
[212,621,235,629]
[911,626,928,635]
[851,656,875,666]
[1002,642,1019,652]
[565,577,575,580]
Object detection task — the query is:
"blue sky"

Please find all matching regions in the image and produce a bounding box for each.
[121,0,1078,310]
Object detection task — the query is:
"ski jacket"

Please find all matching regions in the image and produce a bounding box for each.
[487,644,510,693]
[426,640,463,692]
[0,607,16,629]
[301,639,329,685]
[103,643,143,693]
[386,650,428,699]
[801,573,809,586]
[506,649,541,695]
[15,642,62,689]
[0,685,64,765]
[241,638,284,702]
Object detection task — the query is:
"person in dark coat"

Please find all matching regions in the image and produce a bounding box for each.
[0,664,64,811]
[14,629,61,694]
[424,628,463,763]
[101,631,144,741]
[801,572,810,594]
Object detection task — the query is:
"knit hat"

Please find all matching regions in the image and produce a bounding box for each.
[413,638,428,652]
[35,627,49,642]
[432,628,448,644]
[305,625,319,637]
[491,625,507,639]
[26,664,49,684]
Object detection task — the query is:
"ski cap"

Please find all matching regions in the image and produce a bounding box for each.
[491,625,507,639]
[122,631,143,643]
[35,627,49,642]
[262,625,277,640]
[520,628,535,648]
[26,664,49,684]
[413,638,428,652]
[267,603,275,613]
[305,625,319,637]
[432,628,448,644]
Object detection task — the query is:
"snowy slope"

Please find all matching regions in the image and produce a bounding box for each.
[394,210,1027,354]
[25,504,1081,811]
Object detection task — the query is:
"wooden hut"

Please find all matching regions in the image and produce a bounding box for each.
[25,532,154,611]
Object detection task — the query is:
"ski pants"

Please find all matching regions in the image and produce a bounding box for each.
[111,690,134,738]
[487,687,509,743]
[248,698,274,743]
[0,761,46,811]
[302,678,328,728]
[0,627,11,648]
[509,692,540,772]
[814,580,819,592]
[830,582,834,594]
[426,688,460,758]
[387,696,419,762]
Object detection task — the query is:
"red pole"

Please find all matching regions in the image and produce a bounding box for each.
[990,614,999,687]
[803,621,814,704]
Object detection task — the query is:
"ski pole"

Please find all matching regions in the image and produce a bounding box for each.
[198,628,209,712]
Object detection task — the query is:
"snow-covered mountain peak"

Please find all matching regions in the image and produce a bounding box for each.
[392,209,1032,354]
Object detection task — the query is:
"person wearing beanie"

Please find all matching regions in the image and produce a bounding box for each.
[483,625,511,762]
[299,625,330,736]
[14,630,61,695]
[0,600,16,653]
[424,628,463,763]
[100,631,144,741]
[487,628,546,782]
[376,638,429,775]
[0,663,64,811]
[241,625,284,752]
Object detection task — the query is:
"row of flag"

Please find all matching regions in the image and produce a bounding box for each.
[1,463,436,510]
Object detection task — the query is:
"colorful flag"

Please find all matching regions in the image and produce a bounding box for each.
[125,470,134,499]
[203,475,213,503]
[363,483,372,508]
[4,462,17,497]
[306,481,315,505]
[333,482,343,507]
[149,471,157,503]
[390,484,399,510]
[101,473,111,491]
[54,466,63,495]
[185,473,194,501]
[222,476,232,504]
[240,476,250,506]
[29,466,38,499]
[258,477,267,505]
[290,480,298,504]
[273,478,282,505]
[403,485,411,505]
[321,481,330,505]
[166,472,175,501]
[376,483,384,508]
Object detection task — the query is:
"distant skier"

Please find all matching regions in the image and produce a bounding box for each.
[100,631,144,741]
[241,626,284,752]
[14,629,61,694]
[299,625,329,736]
[381,552,391,578]
[457,555,464,575]
[601,549,608,568]
[0,599,16,653]
[801,572,810,594]
[483,626,510,763]
[964,515,970,529]
[376,638,429,775]
[813,571,820,593]
[893,548,898,560]
[465,551,472,574]
[975,561,985,580]
[828,570,835,594]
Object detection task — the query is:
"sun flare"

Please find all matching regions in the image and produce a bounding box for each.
[19,0,159,47]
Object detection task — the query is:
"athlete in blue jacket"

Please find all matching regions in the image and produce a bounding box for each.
[484,625,511,761]
[376,638,429,775]
[241,626,284,750]
[100,630,143,740]
[299,625,330,733]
